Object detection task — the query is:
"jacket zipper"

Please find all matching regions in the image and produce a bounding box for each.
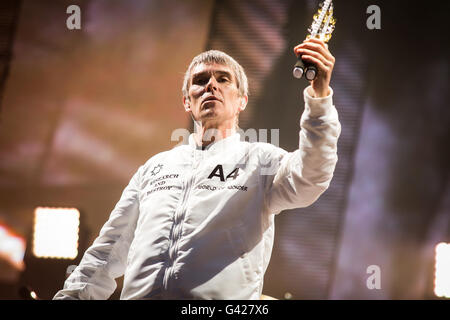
[162,151,201,291]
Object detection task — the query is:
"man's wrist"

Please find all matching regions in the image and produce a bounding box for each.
[307,86,331,98]
[303,85,334,117]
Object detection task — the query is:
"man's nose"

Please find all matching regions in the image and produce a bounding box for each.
[205,76,218,92]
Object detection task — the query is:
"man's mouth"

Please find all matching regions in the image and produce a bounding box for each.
[201,96,221,108]
[203,95,220,102]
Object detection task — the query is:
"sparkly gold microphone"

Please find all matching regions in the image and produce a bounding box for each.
[293,0,336,81]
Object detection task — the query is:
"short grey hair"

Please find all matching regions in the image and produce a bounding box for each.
[182,50,249,99]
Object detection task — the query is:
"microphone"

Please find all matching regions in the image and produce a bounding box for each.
[293,57,318,81]
[292,0,335,81]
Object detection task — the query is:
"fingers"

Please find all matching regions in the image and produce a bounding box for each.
[305,37,328,48]
[294,38,327,53]
[292,38,335,96]
[296,48,333,69]
[293,40,335,81]
[301,54,328,77]
[293,38,335,63]
[303,37,327,50]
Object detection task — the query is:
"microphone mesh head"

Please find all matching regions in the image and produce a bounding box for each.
[305,69,316,81]
[293,67,304,79]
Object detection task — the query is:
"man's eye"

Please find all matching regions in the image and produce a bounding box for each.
[194,78,208,85]
[218,77,229,82]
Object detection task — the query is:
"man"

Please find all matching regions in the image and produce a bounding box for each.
[54,38,340,299]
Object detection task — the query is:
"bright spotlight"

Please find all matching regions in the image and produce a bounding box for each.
[0,223,26,270]
[434,242,450,298]
[33,207,80,259]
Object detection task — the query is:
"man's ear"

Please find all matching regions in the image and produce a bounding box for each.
[239,95,248,111]
[183,96,191,112]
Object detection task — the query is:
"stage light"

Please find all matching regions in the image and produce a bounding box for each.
[32,207,80,259]
[18,286,40,300]
[434,242,450,298]
[284,292,293,300]
[0,223,26,269]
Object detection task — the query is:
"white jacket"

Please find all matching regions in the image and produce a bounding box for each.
[54,87,341,300]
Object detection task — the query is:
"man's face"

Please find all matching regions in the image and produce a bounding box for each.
[183,62,247,129]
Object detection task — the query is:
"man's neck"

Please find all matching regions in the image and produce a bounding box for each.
[193,121,236,149]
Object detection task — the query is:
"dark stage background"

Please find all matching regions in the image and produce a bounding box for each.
[0,0,448,299]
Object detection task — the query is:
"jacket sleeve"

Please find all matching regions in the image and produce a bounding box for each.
[263,86,341,214]
[53,166,142,300]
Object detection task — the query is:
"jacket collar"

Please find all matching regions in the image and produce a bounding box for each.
[188,132,241,153]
